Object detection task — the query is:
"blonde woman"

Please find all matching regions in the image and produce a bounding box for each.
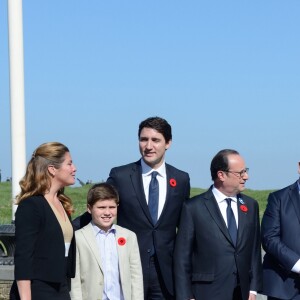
[10,142,77,300]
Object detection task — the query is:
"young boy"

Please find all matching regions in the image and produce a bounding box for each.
[70,183,143,300]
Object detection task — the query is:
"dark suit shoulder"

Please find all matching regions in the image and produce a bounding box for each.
[184,193,206,207]
[18,195,45,207]
[15,195,52,227]
[72,211,91,230]
[268,181,297,198]
[109,161,141,173]
[16,195,47,218]
[165,163,189,177]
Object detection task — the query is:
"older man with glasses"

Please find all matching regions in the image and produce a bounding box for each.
[174,149,262,300]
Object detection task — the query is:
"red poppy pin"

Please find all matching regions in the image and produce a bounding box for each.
[118,237,126,246]
[240,205,248,213]
[169,178,177,187]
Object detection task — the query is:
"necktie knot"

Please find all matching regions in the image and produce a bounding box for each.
[151,171,158,179]
[225,198,232,207]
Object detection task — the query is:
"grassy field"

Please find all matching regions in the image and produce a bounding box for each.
[0,182,274,224]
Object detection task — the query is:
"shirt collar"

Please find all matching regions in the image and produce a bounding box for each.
[91,221,116,236]
[141,158,166,178]
[212,185,237,204]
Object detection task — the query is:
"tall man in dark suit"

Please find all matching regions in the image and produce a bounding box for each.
[174,149,262,300]
[261,164,300,300]
[106,116,190,299]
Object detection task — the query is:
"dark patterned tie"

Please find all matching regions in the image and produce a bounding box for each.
[225,198,237,245]
[148,171,159,224]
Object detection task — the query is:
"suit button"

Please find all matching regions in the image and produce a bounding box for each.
[147,249,151,253]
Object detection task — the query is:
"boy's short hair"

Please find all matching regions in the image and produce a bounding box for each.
[87,183,119,207]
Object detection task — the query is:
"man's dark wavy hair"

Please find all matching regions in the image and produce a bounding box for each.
[138,116,172,143]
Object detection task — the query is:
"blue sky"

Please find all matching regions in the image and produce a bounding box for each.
[0,1,299,190]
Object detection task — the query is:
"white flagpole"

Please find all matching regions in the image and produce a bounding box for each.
[7,0,26,221]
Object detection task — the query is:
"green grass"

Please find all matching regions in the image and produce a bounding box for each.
[0,182,275,224]
[0,182,15,224]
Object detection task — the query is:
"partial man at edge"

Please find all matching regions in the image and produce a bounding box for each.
[261,162,300,300]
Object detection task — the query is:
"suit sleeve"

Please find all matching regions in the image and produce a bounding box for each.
[184,174,191,201]
[14,199,41,280]
[70,238,83,300]
[173,201,195,299]
[261,192,299,270]
[250,200,263,291]
[129,233,144,300]
[176,173,190,229]
[106,167,118,187]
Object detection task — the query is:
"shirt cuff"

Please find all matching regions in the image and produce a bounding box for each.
[250,291,257,295]
[292,259,300,273]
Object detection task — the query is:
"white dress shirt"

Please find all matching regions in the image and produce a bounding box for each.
[212,186,239,227]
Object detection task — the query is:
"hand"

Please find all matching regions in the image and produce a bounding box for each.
[248,293,256,300]
[17,280,31,300]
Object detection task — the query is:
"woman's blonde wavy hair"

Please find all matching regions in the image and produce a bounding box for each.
[17,142,74,215]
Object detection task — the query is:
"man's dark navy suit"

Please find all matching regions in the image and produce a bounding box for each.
[174,187,262,300]
[262,181,300,299]
[107,160,190,298]
[72,160,190,297]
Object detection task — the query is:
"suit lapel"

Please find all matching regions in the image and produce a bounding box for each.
[82,223,103,270]
[289,182,300,223]
[236,194,248,248]
[130,161,153,224]
[155,164,172,227]
[204,189,234,246]
[115,226,127,285]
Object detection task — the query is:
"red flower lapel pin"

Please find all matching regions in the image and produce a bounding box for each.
[169,178,177,187]
[118,237,126,246]
[238,197,248,213]
[240,205,248,212]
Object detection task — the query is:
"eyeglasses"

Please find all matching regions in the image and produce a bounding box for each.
[225,168,249,178]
